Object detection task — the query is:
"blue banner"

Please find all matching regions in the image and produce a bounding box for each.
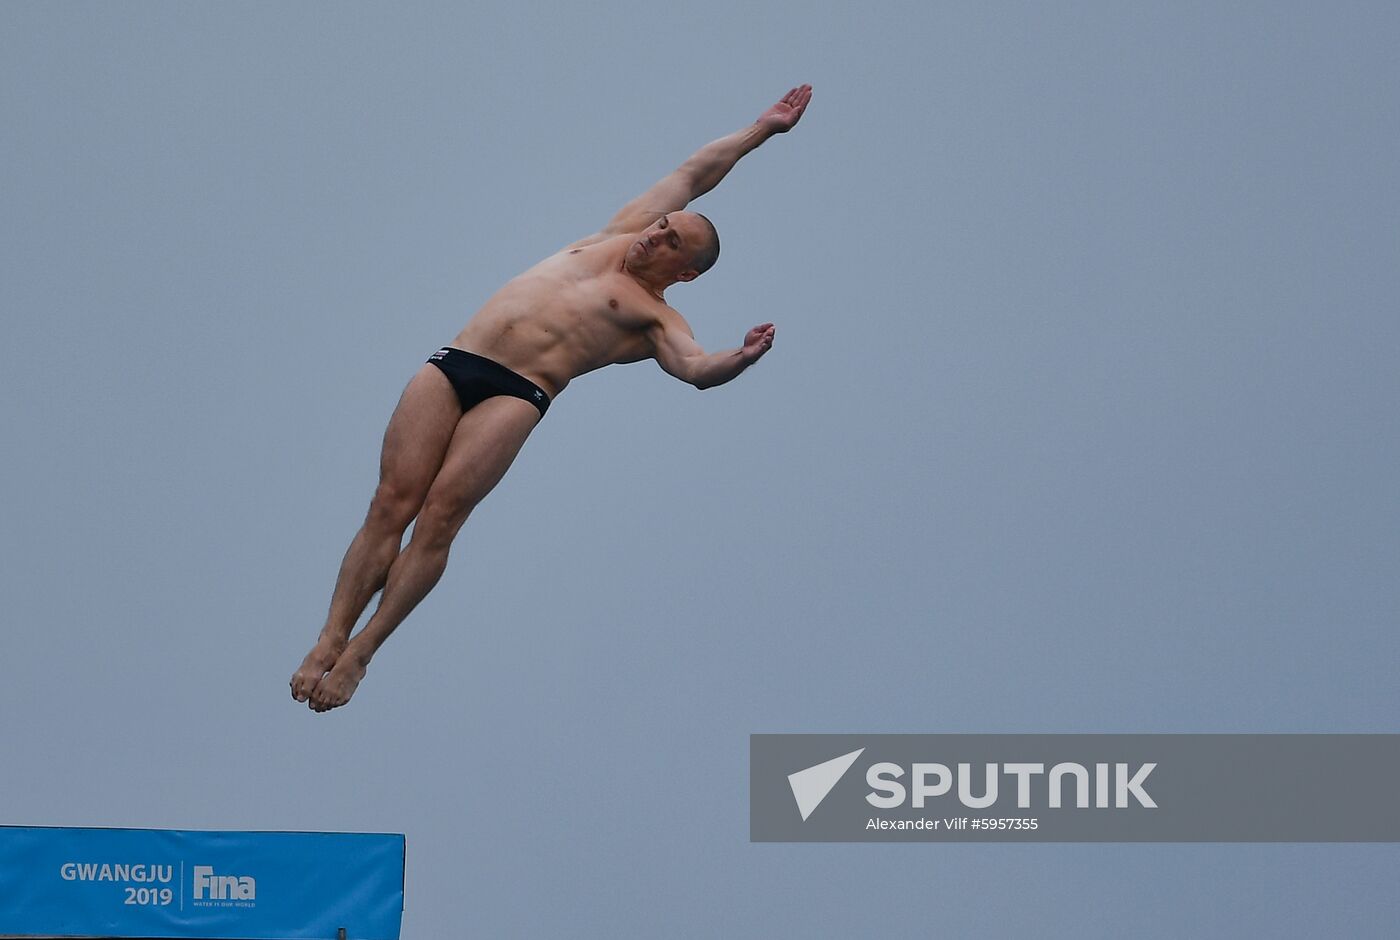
[0,827,404,939]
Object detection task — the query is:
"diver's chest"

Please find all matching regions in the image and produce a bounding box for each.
[559,276,655,330]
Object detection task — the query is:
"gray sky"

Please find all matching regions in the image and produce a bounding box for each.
[3,1,1398,936]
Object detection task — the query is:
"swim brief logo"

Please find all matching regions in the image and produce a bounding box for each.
[533,390,544,400]
[788,748,865,821]
[192,865,256,902]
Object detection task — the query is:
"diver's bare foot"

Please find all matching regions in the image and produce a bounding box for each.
[307,654,368,712]
[290,637,345,703]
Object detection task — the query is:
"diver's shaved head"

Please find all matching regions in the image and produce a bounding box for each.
[690,213,720,276]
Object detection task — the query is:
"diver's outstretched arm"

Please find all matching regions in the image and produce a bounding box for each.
[602,84,813,236]
[651,315,776,390]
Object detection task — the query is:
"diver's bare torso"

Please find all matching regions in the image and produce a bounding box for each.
[451,233,680,398]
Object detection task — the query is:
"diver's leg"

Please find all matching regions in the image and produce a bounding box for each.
[308,395,541,711]
[291,365,461,702]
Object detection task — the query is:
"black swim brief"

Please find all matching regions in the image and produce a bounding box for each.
[426,347,551,418]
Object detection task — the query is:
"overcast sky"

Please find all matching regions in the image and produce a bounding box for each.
[3,2,1398,936]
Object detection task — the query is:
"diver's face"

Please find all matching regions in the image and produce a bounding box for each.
[628,212,701,279]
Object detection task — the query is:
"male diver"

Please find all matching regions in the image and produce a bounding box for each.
[291,84,813,711]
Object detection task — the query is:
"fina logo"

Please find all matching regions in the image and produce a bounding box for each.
[192,865,256,901]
